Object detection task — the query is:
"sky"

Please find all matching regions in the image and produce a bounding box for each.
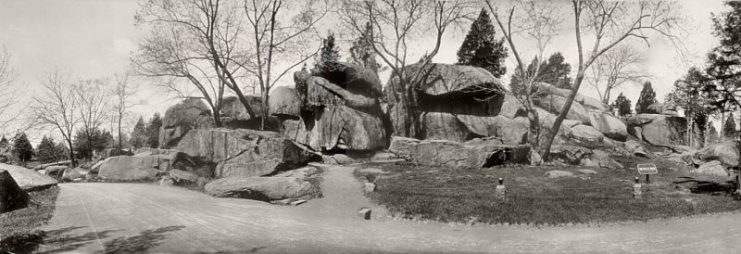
[0,0,731,143]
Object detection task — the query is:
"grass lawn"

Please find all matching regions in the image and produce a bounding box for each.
[0,186,60,252]
[357,156,741,226]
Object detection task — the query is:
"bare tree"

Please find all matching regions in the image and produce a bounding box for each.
[540,0,680,160]
[485,0,564,163]
[111,73,138,149]
[0,47,19,132]
[341,0,473,138]
[586,44,648,105]
[241,0,329,129]
[133,0,237,127]
[30,70,80,167]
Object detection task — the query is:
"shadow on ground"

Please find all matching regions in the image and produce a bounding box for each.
[98,225,185,254]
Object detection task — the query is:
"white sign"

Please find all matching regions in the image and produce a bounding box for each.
[637,163,658,175]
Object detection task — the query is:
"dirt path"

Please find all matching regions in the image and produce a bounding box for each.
[37,164,741,253]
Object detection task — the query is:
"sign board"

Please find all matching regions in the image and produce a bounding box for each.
[637,163,658,175]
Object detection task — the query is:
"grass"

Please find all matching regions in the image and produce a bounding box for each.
[0,186,60,252]
[357,156,741,226]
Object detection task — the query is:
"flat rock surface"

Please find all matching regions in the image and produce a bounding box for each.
[0,163,57,191]
[37,168,741,253]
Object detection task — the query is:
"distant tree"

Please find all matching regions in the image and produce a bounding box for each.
[31,70,80,167]
[587,44,647,104]
[0,135,7,149]
[724,113,737,140]
[612,93,632,117]
[666,67,713,147]
[36,135,64,163]
[74,128,112,159]
[347,22,382,74]
[456,8,508,78]
[111,73,137,149]
[312,32,341,77]
[12,132,33,166]
[130,117,148,150]
[510,53,572,90]
[635,81,657,114]
[146,113,162,148]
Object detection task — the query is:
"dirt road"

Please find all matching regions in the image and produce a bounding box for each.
[38,165,741,253]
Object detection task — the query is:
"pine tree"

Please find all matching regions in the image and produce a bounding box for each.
[456,8,508,78]
[724,113,737,140]
[348,22,382,74]
[509,53,572,90]
[12,132,33,166]
[312,32,341,79]
[130,117,148,150]
[635,81,657,114]
[146,113,163,148]
[708,124,720,144]
[36,136,58,163]
[74,128,112,159]
[0,135,7,149]
[612,92,632,117]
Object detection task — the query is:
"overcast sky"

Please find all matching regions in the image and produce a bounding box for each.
[0,0,730,142]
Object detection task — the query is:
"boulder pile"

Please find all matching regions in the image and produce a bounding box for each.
[281,62,388,152]
[627,113,699,147]
[159,98,215,148]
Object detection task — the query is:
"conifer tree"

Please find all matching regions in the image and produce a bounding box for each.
[146,113,163,148]
[635,81,657,114]
[130,117,148,150]
[456,8,508,78]
[348,22,382,74]
[612,92,632,117]
[312,32,341,78]
[724,113,737,140]
[12,132,33,166]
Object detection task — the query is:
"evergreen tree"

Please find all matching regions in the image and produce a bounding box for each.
[130,117,148,150]
[456,8,508,78]
[36,136,58,163]
[509,53,572,90]
[12,132,33,166]
[146,113,163,148]
[635,81,657,114]
[74,128,112,159]
[612,92,632,117]
[0,135,7,149]
[724,113,737,140]
[348,22,382,74]
[312,32,341,78]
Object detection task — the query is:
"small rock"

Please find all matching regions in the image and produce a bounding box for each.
[364,182,376,193]
[358,208,372,220]
[271,199,293,205]
[290,199,307,206]
[159,177,175,186]
[544,170,574,178]
[578,169,597,175]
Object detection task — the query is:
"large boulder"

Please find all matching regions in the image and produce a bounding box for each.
[388,136,529,168]
[695,141,739,167]
[624,140,651,157]
[0,163,58,191]
[160,98,214,148]
[420,112,469,142]
[570,125,604,142]
[0,169,28,213]
[534,93,590,124]
[204,176,319,201]
[177,128,319,178]
[457,115,529,145]
[386,63,506,137]
[268,86,301,117]
[588,112,628,141]
[695,160,728,176]
[98,156,161,181]
[62,168,89,182]
[626,114,691,147]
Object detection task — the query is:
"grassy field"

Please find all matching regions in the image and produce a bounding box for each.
[357,156,741,225]
[0,186,60,252]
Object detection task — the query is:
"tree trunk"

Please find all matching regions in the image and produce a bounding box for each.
[67,139,76,167]
[261,92,269,131]
[541,71,587,160]
[118,115,123,149]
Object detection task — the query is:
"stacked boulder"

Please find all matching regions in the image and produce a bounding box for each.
[626,109,700,148]
[385,63,629,168]
[159,98,216,148]
[278,62,388,152]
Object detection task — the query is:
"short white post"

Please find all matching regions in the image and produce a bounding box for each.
[495,178,506,202]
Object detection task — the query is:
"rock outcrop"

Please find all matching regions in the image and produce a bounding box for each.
[695,141,738,167]
[204,176,319,201]
[282,62,388,151]
[388,136,530,168]
[177,128,319,178]
[0,169,28,213]
[98,156,161,181]
[627,114,698,147]
[160,98,214,148]
[0,163,58,191]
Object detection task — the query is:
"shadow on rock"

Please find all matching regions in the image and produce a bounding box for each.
[674,177,737,194]
[98,225,185,254]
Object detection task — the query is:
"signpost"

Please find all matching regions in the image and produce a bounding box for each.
[637,163,658,183]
